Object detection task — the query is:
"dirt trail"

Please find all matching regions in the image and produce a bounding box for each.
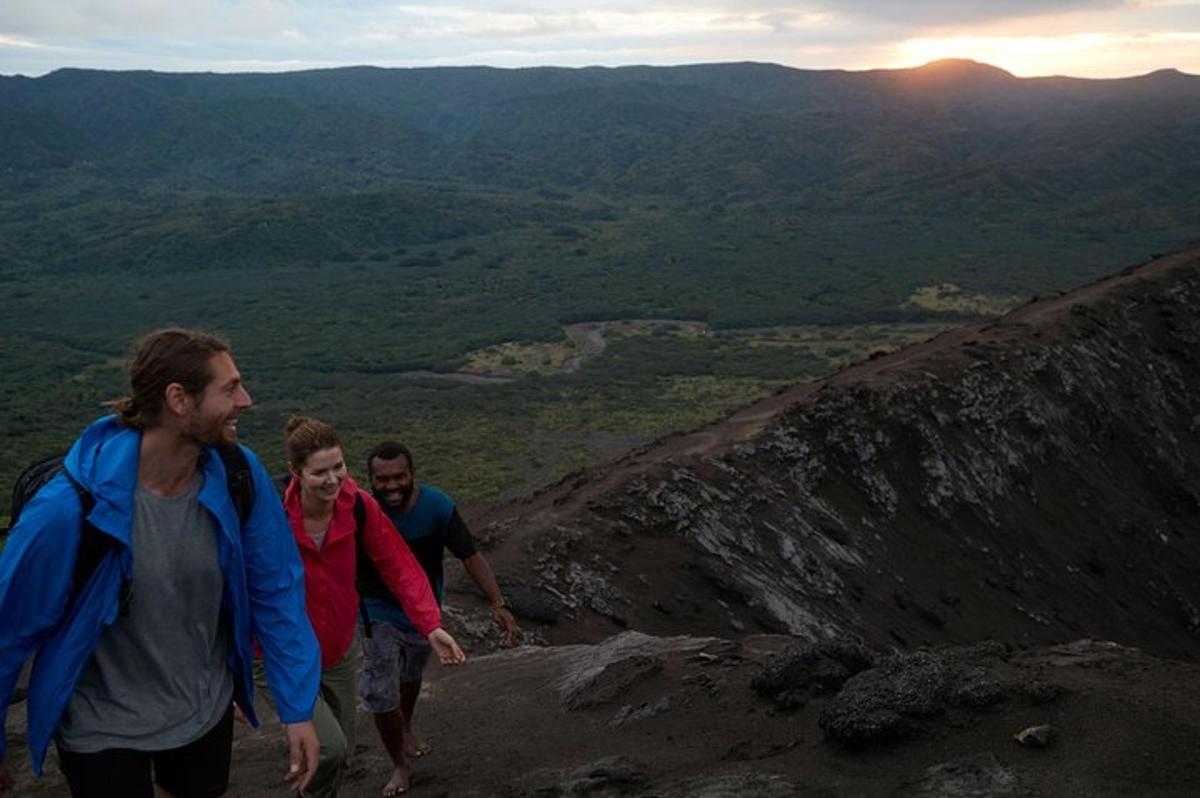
[561,323,607,373]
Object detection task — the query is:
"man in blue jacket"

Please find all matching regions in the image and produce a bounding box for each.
[0,328,321,798]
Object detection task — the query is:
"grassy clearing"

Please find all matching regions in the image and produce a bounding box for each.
[728,323,955,369]
[459,320,940,382]
[902,284,1027,317]
[464,339,579,376]
[463,320,711,377]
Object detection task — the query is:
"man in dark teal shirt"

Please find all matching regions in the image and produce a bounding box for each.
[361,441,518,797]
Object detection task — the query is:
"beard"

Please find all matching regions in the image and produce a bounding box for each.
[185,407,238,449]
[375,483,414,510]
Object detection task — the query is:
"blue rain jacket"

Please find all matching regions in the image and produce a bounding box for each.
[0,416,319,773]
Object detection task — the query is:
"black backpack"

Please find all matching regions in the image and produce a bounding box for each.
[7,446,256,622]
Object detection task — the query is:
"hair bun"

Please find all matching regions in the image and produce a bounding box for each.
[284,415,313,435]
[283,416,342,470]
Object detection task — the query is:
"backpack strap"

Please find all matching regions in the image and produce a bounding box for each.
[353,492,367,531]
[60,471,131,619]
[63,472,102,605]
[351,493,374,638]
[217,446,255,526]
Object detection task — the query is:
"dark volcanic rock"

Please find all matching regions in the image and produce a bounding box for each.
[563,654,665,711]
[652,773,802,797]
[898,752,1034,797]
[1016,681,1065,706]
[818,642,1011,746]
[513,755,648,796]
[1012,724,1058,748]
[751,639,876,709]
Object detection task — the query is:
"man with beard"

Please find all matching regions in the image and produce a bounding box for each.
[362,441,518,796]
[0,328,321,798]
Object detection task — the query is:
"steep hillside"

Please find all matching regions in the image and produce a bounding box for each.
[477,242,1200,661]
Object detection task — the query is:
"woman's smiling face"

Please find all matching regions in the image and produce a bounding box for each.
[297,445,347,504]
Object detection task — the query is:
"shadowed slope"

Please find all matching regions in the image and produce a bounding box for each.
[478,243,1200,660]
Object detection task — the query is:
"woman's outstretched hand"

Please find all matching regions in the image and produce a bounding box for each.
[428,627,466,665]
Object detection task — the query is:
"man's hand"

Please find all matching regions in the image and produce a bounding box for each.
[492,605,520,647]
[0,761,15,795]
[428,628,466,665]
[282,720,319,794]
[460,554,519,647]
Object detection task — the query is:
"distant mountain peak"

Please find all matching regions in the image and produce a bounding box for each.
[1138,66,1194,81]
[907,58,1016,80]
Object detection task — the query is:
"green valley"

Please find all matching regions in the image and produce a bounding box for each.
[2,59,1198,512]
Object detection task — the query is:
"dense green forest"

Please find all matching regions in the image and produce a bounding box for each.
[2,59,1198,512]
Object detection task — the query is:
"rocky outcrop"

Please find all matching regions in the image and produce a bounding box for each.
[481,245,1200,660]
[818,641,1034,746]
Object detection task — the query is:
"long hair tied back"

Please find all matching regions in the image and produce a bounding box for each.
[112,328,230,429]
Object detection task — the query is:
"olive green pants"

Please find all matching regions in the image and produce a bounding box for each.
[254,636,360,798]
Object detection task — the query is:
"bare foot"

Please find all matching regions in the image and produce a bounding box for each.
[382,767,410,797]
[405,735,432,758]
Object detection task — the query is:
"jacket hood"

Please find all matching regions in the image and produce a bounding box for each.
[63,415,142,543]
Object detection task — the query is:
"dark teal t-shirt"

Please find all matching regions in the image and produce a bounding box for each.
[363,485,476,633]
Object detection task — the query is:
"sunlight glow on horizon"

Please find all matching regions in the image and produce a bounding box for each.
[893,33,1122,75]
[889,30,1200,78]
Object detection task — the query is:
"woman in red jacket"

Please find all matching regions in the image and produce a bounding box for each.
[282,416,464,798]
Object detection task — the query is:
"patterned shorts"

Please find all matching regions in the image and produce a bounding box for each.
[358,621,432,713]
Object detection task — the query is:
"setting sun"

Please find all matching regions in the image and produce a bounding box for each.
[895,34,1110,74]
[891,30,1199,78]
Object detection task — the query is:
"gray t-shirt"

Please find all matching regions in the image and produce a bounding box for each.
[58,474,234,752]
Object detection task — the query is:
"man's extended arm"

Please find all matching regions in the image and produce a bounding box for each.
[461,553,519,646]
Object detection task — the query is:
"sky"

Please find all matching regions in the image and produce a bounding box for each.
[1,0,1198,79]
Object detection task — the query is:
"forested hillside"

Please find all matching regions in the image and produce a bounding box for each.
[2,59,1198,506]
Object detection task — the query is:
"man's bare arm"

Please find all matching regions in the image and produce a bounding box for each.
[461,553,519,646]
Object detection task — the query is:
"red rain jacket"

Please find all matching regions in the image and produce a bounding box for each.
[284,475,441,669]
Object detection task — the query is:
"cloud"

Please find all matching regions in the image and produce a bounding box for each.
[403,8,750,40]
[0,33,44,49]
[0,0,1195,76]
[826,0,1130,26]
[0,0,300,38]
